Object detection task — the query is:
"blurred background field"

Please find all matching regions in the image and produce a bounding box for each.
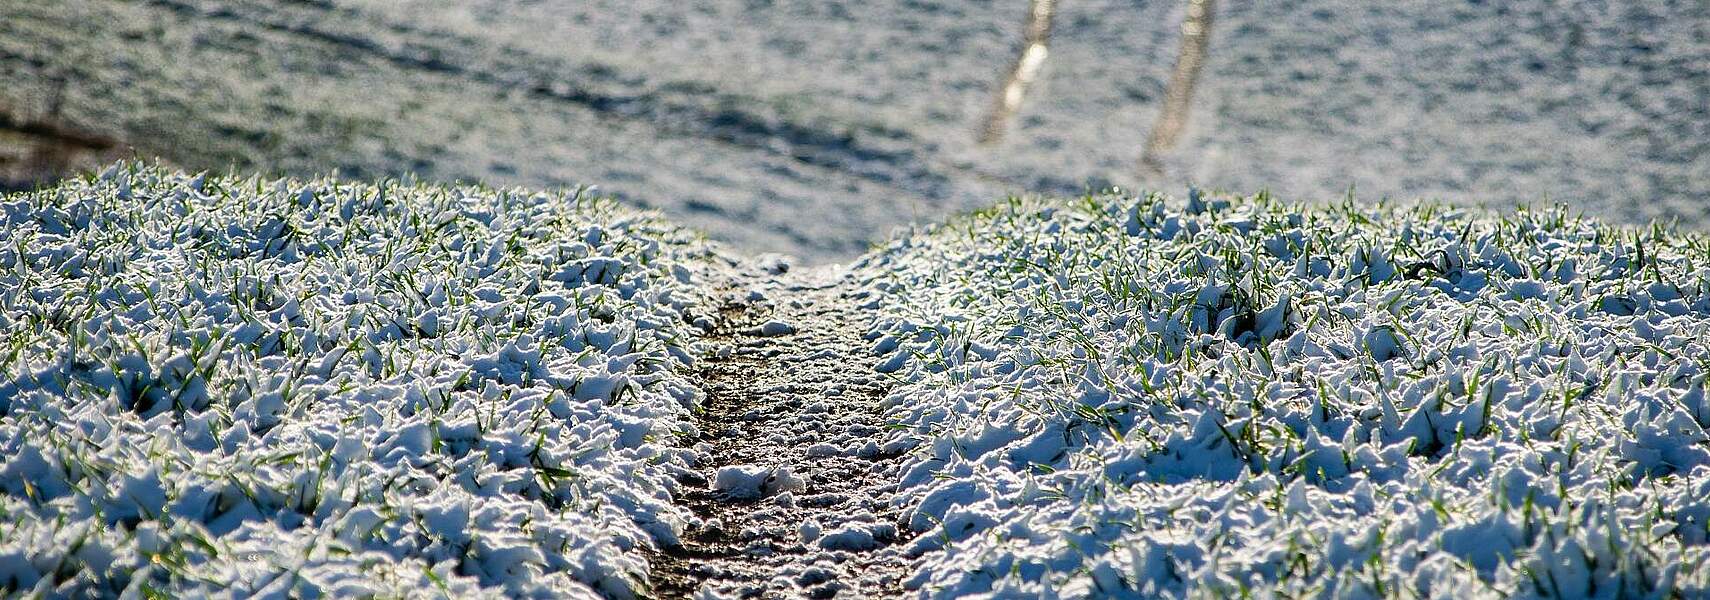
[4,0,1705,261]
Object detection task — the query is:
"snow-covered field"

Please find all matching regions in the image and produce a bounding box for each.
[857,192,1710,596]
[4,1,1705,261]
[6,164,1710,597]
[0,164,720,596]
[4,1,1707,596]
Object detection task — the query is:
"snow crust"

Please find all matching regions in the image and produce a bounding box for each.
[856,191,1710,597]
[0,164,717,597]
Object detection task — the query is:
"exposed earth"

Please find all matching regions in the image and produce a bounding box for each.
[652,264,910,598]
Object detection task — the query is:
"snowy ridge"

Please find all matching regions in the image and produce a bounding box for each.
[0,164,718,597]
[857,192,1710,597]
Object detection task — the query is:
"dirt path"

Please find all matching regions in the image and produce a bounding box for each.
[651,267,910,598]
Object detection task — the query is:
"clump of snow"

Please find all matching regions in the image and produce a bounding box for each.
[713,464,806,500]
[856,191,1710,597]
[0,164,719,597]
[748,319,798,337]
[817,526,880,552]
[798,518,823,544]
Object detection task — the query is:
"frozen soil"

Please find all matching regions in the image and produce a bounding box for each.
[652,266,910,598]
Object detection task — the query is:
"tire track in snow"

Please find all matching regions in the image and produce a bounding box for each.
[651,268,909,598]
[1139,0,1217,177]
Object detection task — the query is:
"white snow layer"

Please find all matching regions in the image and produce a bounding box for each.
[855,191,1710,598]
[0,164,718,598]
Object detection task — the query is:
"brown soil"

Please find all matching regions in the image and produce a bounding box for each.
[0,106,125,193]
[649,269,911,599]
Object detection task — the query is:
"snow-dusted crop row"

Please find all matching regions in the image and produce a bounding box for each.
[0,164,719,597]
[858,192,1710,597]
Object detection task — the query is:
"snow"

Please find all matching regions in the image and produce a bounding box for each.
[6,1,1704,262]
[798,518,823,544]
[749,319,799,337]
[855,191,1710,597]
[712,464,806,501]
[817,526,881,552]
[7,159,1710,597]
[0,164,719,597]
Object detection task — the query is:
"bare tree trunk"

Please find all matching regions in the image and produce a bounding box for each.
[1139,0,1216,177]
[977,0,1057,145]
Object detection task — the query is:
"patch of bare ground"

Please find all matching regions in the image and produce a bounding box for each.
[650,266,909,599]
[0,84,126,192]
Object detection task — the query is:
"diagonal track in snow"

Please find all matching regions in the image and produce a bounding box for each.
[651,266,910,598]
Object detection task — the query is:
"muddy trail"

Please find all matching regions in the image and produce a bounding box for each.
[651,268,911,598]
